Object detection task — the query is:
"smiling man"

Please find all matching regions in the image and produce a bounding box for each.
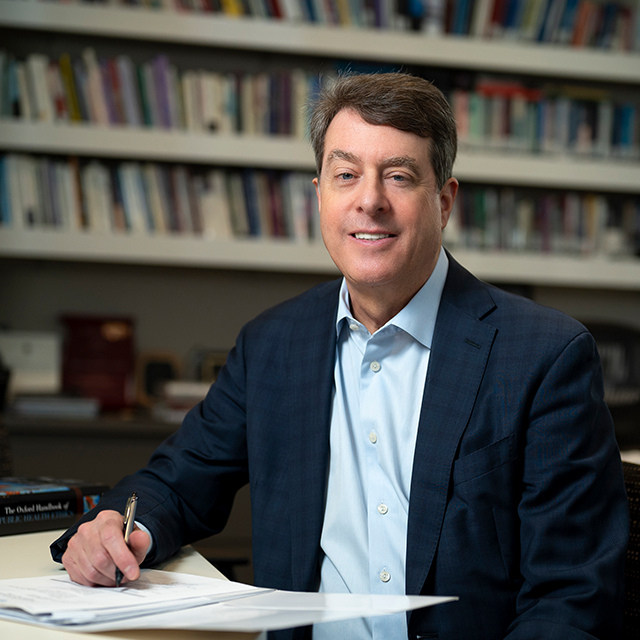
[314,108,457,333]
[52,73,628,640]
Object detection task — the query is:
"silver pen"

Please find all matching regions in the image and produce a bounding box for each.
[115,492,138,587]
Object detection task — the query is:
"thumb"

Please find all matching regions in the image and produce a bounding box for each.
[128,528,151,565]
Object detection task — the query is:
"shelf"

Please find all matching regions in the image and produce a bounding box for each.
[0,227,339,273]
[452,250,640,290]
[0,121,315,171]
[453,150,640,193]
[1,0,639,84]
[2,413,179,438]
[2,120,639,192]
[1,228,640,289]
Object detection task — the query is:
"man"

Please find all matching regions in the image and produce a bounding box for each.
[52,73,629,639]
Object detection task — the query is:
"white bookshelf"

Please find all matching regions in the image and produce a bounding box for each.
[1,0,639,291]
[2,227,640,290]
[1,0,639,84]
[2,120,639,192]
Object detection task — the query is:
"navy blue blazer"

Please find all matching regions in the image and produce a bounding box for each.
[52,254,629,639]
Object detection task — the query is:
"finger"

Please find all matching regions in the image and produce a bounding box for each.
[128,529,151,566]
[62,548,95,587]
[63,529,118,587]
[99,521,142,584]
[64,511,127,586]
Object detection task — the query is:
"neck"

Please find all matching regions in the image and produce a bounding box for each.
[348,285,420,334]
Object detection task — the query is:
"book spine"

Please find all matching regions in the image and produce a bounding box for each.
[82,48,110,125]
[117,56,143,127]
[0,487,106,536]
[26,54,54,122]
[0,156,10,226]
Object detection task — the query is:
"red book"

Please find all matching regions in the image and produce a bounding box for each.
[107,58,126,125]
[489,0,508,34]
[61,315,135,411]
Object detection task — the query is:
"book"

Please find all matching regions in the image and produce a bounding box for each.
[116,55,143,127]
[60,315,136,411]
[58,53,82,122]
[26,54,53,122]
[0,477,109,536]
[0,156,9,226]
[82,48,109,125]
[199,169,233,239]
[142,163,168,233]
[10,395,100,419]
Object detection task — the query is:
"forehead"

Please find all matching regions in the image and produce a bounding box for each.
[323,109,431,168]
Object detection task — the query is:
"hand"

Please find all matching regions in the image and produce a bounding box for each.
[61,509,150,587]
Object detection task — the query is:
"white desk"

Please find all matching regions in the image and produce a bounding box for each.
[0,529,261,640]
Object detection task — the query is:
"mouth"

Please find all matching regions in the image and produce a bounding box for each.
[352,233,394,240]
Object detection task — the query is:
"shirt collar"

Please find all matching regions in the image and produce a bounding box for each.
[335,247,449,349]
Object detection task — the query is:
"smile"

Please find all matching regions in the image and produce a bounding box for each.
[353,233,393,240]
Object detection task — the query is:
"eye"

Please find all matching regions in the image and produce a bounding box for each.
[338,172,355,181]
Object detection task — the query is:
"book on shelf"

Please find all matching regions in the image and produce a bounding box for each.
[14,0,640,51]
[0,152,321,242]
[451,76,639,160]
[446,184,640,257]
[0,47,325,140]
[0,477,109,536]
[1,150,638,258]
[4,47,636,160]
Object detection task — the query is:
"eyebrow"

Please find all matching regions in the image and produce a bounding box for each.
[325,150,422,175]
[325,149,360,165]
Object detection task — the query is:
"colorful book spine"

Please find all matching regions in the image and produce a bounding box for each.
[0,478,109,537]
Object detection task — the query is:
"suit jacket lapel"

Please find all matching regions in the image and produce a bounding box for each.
[289,280,340,592]
[406,257,497,596]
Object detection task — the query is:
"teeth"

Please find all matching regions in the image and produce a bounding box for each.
[354,233,391,240]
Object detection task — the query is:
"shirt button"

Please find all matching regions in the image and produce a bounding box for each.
[380,570,391,583]
[377,503,388,515]
[369,431,377,444]
[349,323,359,331]
[370,361,381,372]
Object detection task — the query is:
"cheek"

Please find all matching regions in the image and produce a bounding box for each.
[319,194,342,227]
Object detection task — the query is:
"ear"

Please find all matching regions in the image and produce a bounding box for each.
[439,177,459,230]
[313,176,321,212]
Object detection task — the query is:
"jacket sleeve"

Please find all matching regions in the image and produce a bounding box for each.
[51,326,251,566]
[505,331,629,639]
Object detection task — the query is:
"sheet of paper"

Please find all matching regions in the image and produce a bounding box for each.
[0,569,268,624]
[0,570,457,633]
[82,591,458,633]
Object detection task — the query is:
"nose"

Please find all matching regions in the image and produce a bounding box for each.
[356,174,390,216]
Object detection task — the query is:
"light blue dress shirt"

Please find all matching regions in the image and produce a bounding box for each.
[313,248,449,640]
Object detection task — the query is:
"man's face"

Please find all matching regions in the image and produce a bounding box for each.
[314,109,458,303]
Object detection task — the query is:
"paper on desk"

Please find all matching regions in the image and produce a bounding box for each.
[0,569,267,625]
[89,590,458,633]
[0,570,457,633]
